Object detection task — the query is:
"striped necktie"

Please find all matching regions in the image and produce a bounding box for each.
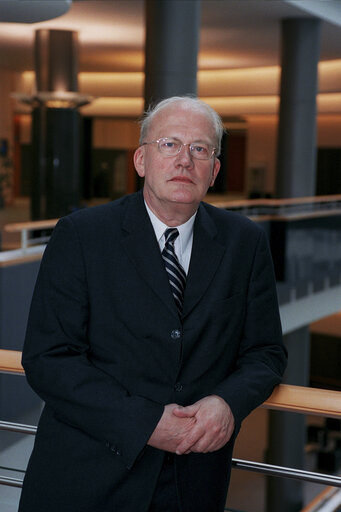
[162,228,186,315]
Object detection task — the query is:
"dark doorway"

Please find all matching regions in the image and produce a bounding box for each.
[209,131,246,194]
[316,148,341,195]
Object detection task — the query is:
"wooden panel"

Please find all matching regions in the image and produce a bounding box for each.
[0,349,24,375]
[263,384,341,419]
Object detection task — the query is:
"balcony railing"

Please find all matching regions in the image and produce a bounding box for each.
[3,218,58,250]
[4,194,341,250]
[1,348,341,495]
[0,348,24,375]
[2,197,341,511]
[1,349,341,417]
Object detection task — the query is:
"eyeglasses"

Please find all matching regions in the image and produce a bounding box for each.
[142,137,217,160]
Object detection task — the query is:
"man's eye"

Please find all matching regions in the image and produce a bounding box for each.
[193,145,208,154]
[164,142,175,148]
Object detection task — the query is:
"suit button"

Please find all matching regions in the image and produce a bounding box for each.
[174,382,183,392]
[171,329,181,340]
[111,446,121,456]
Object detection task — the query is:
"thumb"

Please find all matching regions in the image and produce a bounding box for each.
[172,404,199,418]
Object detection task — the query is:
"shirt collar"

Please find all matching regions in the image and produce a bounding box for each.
[144,201,196,254]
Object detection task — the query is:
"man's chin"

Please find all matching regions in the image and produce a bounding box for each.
[169,193,198,205]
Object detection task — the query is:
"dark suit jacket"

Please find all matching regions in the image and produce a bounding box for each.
[19,190,287,512]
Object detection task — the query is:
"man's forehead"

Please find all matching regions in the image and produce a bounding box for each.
[155,103,205,120]
[149,104,214,136]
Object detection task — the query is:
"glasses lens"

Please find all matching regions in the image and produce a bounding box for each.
[158,138,180,155]
[190,143,212,160]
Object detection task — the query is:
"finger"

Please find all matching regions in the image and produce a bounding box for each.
[198,421,235,453]
[172,404,198,418]
[187,433,223,453]
[185,418,234,453]
[198,434,227,453]
[175,427,205,455]
[176,440,196,455]
[189,433,223,454]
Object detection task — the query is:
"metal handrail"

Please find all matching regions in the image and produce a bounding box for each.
[1,348,341,492]
[1,415,341,490]
[232,459,341,488]
[0,475,23,488]
[1,424,340,489]
[0,420,37,435]
[1,449,341,492]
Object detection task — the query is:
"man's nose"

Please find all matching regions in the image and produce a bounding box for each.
[176,144,194,166]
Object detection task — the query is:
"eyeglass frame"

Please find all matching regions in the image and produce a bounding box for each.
[141,137,217,160]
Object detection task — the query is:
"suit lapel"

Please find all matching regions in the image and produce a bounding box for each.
[120,192,179,318]
[182,203,225,318]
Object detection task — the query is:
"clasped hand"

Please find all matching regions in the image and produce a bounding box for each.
[148,395,235,455]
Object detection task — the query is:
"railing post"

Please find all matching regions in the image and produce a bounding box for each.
[21,229,28,250]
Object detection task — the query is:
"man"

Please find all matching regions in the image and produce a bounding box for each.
[19,96,287,512]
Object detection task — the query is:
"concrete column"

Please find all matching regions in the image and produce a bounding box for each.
[31,29,81,220]
[144,0,201,108]
[35,29,78,93]
[276,19,321,198]
[266,326,310,512]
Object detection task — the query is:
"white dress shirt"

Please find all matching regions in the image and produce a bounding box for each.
[145,202,196,274]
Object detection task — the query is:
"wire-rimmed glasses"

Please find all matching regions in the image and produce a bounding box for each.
[142,137,217,160]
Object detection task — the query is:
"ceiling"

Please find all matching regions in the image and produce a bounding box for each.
[0,0,341,73]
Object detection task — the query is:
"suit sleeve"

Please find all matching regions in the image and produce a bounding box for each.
[213,229,287,430]
[22,215,164,470]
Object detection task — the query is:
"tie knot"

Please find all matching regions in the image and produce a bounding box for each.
[164,228,179,245]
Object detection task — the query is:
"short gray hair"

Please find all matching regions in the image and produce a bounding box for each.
[139,95,225,156]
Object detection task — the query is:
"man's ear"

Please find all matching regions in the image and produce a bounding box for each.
[209,157,221,187]
[134,146,146,178]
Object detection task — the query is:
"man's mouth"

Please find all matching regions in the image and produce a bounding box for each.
[169,176,194,183]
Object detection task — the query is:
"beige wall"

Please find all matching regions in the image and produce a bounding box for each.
[245,114,341,198]
[246,115,278,197]
[92,118,140,150]
[317,115,341,147]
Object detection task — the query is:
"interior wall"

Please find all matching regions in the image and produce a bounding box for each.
[0,71,13,141]
[246,115,341,198]
[12,112,341,200]
[246,115,278,197]
[18,114,31,145]
[317,115,341,146]
[92,118,140,150]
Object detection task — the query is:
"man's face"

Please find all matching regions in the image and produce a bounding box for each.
[134,104,221,216]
